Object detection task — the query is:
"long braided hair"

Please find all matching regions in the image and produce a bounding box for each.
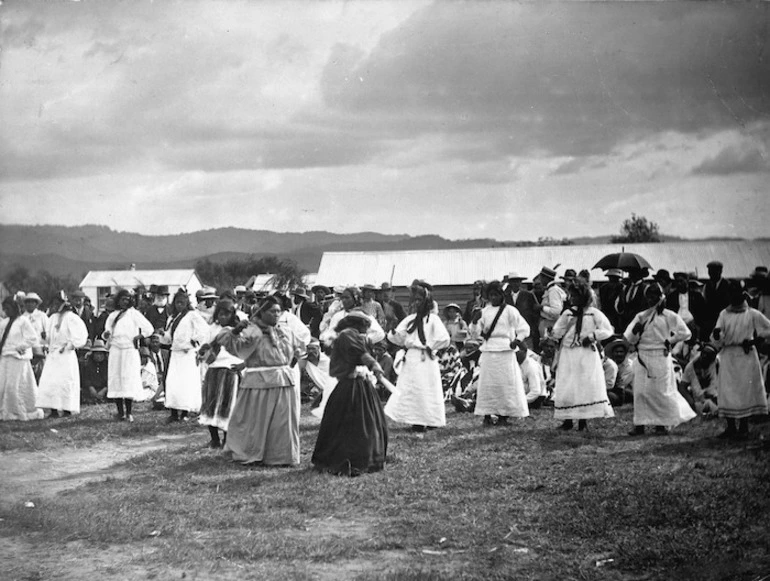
[568,279,592,346]
[406,284,433,345]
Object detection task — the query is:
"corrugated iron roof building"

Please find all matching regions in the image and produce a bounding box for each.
[316,241,770,307]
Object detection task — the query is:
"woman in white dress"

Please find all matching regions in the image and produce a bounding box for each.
[162,289,209,422]
[0,297,44,421]
[37,292,89,417]
[624,283,695,436]
[104,289,154,422]
[711,280,770,439]
[551,280,615,431]
[469,281,530,426]
[384,281,450,432]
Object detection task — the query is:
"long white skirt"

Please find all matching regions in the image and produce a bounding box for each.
[553,347,614,420]
[37,350,81,413]
[633,349,696,427]
[165,349,202,412]
[108,347,142,399]
[717,346,768,419]
[474,350,529,418]
[0,357,43,421]
[384,349,446,427]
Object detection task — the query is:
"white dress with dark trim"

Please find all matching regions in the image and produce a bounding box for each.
[551,307,615,420]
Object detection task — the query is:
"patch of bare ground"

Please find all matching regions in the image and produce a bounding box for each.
[0,434,195,509]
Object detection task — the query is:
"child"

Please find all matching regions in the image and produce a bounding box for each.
[711,280,770,439]
[442,304,468,349]
[197,300,244,449]
[624,283,695,436]
[81,339,109,404]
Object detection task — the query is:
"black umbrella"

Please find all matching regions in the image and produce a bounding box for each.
[592,252,652,271]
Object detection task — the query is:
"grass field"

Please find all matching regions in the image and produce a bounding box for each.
[1,402,769,581]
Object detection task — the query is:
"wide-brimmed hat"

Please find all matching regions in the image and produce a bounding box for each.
[293,286,309,299]
[603,335,630,353]
[606,268,624,278]
[443,303,462,313]
[333,285,346,295]
[653,269,672,284]
[70,289,86,299]
[311,284,331,295]
[507,271,525,280]
[361,284,377,291]
[538,266,557,280]
[23,292,42,304]
[90,339,109,353]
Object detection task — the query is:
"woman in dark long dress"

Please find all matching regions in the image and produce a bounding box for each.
[312,311,388,476]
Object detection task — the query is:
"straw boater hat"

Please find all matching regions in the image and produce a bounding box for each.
[507,271,526,280]
[23,292,42,304]
[90,339,109,353]
[606,268,624,279]
[362,284,377,291]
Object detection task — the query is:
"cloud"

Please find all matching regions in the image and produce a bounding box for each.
[319,2,770,160]
[692,144,769,175]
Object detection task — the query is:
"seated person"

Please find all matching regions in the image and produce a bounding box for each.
[518,346,546,409]
[81,339,109,404]
[437,343,465,399]
[679,343,719,417]
[538,337,557,405]
[603,336,634,407]
[136,346,160,402]
[302,339,331,404]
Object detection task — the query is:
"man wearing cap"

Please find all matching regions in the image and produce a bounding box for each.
[22,292,48,382]
[195,287,219,324]
[504,272,540,351]
[703,261,730,340]
[535,267,567,340]
[666,272,707,339]
[361,284,386,328]
[379,283,406,334]
[598,268,625,332]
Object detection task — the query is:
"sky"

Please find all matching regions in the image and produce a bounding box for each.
[0,0,769,241]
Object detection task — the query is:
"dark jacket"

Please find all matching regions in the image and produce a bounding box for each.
[665,290,707,328]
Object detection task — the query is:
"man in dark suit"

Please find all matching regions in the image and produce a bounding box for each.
[504,271,541,351]
[666,272,707,339]
[70,289,96,340]
[292,286,320,329]
[598,268,625,333]
[620,267,649,332]
[142,284,172,332]
[703,260,730,340]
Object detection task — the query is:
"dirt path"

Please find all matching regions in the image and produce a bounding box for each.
[0,433,196,509]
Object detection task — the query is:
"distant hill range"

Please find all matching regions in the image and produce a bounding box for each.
[0,223,741,279]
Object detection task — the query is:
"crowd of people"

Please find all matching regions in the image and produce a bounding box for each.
[1,258,769,476]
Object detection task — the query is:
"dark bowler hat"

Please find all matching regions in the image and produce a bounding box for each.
[653,269,672,284]
[707,261,723,269]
